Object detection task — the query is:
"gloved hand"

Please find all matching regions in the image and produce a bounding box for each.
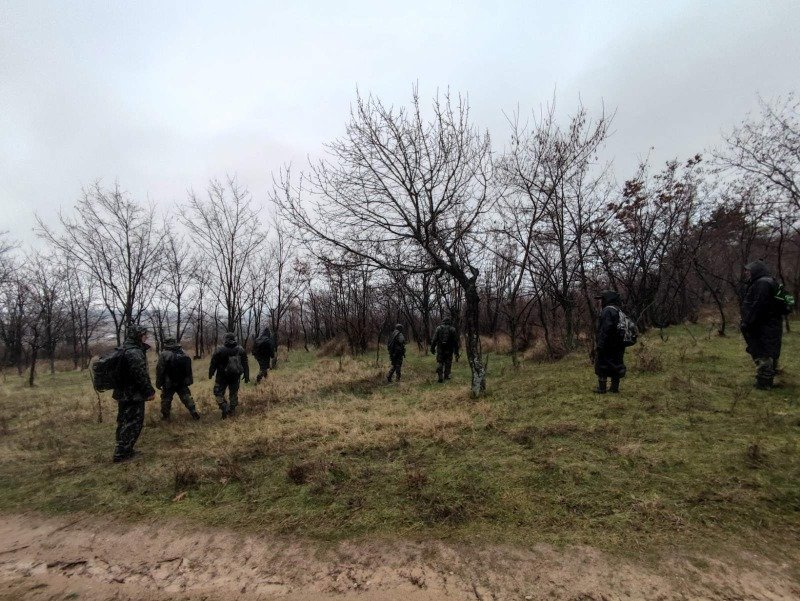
[244,377,250,384]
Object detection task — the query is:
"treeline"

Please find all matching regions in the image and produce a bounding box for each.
[1,91,798,393]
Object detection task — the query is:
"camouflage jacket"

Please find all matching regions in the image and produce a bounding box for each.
[112,337,156,403]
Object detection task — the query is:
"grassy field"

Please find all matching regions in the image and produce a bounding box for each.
[1,325,798,563]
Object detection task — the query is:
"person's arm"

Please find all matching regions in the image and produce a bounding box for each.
[128,348,156,400]
[430,328,439,354]
[596,308,615,351]
[209,351,217,379]
[155,353,165,390]
[242,349,250,382]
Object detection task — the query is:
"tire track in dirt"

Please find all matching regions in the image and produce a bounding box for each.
[0,513,798,600]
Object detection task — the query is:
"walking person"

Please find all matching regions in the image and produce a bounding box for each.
[156,337,200,420]
[430,317,460,383]
[386,323,406,382]
[740,260,784,389]
[252,326,276,384]
[209,332,250,418]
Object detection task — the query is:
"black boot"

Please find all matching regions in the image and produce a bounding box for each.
[594,378,607,394]
[609,378,620,393]
[190,410,201,420]
[755,377,773,390]
[220,404,228,420]
[161,412,170,421]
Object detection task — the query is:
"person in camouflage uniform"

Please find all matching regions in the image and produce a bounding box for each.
[209,332,249,418]
[252,326,275,384]
[156,337,199,420]
[386,323,406,382]
[430,317,460,383]
[741,260,784,389]
[112,324,156,463]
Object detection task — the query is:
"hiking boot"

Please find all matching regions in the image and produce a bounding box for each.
[228,406,237,418]
[594,379,607,394]
[220,406,228,420]
[190,410,201,421]
[609,379,620,394]
[112,450,140,463]
[755,377,773,390]
[161,413,170,421]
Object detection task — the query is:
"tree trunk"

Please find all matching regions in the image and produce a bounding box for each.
[463,281,485,397]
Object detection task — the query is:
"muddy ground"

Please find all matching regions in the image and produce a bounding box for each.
[1,513,798,600]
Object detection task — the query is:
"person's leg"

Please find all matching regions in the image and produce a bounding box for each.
[396,358,402,381]
[609,378,620,393]
[444,356,453,380]
[160,389,173,420]
[755,357,775,389]
[178,387,200,419]
[214,382,229,418]
[228,380,240,415]
[114,401,145,461]
[594,378,607,394]
[436,360,444,383]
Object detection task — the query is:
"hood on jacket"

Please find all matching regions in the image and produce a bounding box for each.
[442,317,452,326]
[594,290,622,308]
[260,327,272,338]
[223,332,238,347]
[163,337,182,351]
[394,323,404,331]
[745,260,770,282]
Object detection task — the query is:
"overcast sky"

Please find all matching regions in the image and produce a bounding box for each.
[2,0,799,243]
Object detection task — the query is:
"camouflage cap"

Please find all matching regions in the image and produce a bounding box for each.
[126,323,148,339]
[395,323,404,330]
[223,332,237,344]
[163,337,177,346]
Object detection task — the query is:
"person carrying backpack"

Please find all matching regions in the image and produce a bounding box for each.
[741,260,784,389]
[209,332,249,418]
[430,317,460,383]
[386,323,406,382]
[593,290,629,394]
[252,326,275,384]
[156,337,199,421]
[112,323,156,462]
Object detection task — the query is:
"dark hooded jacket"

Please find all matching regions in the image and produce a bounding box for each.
[253,327,275,361]
[740,260,783,361]
[387,326,406,361]
[112,330,156,403]
[156,340,193,390]
[431,319,459,359]
[595,290,627,378]
[209,333,250,383]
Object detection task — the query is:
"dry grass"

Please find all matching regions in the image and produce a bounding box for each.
[1,325,799,562]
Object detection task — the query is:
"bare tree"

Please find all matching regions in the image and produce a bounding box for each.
[181,176,264,337]
[37,182,164,344]
[715,94,800,210]
[277,89,495,396]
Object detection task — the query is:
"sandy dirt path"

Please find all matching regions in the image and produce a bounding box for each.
[1,513,798,600]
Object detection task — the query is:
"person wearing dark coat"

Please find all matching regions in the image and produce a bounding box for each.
[209,332,250,418]
[112,324,156,462]
[252,327,275,383]
[740,260,783,389]
[156,337,199,420]
[430,317,460,383]
[386,323,406,382]
[593,290,627,394]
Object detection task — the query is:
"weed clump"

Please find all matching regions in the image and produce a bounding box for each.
[635,342,664,372]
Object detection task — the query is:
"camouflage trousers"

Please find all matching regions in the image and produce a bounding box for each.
[255,358,270,383]
[754,357,776,389]
[115,401,145,459]
[214,379,240,412]
[387,355,403,381]
[161,386,196,418]
[436,352,454,382]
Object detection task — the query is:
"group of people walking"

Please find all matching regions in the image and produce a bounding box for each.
[105,260,789,463]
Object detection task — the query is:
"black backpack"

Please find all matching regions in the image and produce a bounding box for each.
[225,353,244,378]
[91,348,127,392]
[166,350,193,385]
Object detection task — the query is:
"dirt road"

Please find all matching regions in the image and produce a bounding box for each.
[1,513,797,600]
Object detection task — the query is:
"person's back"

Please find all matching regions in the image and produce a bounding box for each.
[156,338,199,420]
[386,324,406,382]
[430,318,459,382]
[740,260,783,388]
[209,332,250,417]
[253,327,275,383]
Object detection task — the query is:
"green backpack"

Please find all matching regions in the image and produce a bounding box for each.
[775,282,796,316]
